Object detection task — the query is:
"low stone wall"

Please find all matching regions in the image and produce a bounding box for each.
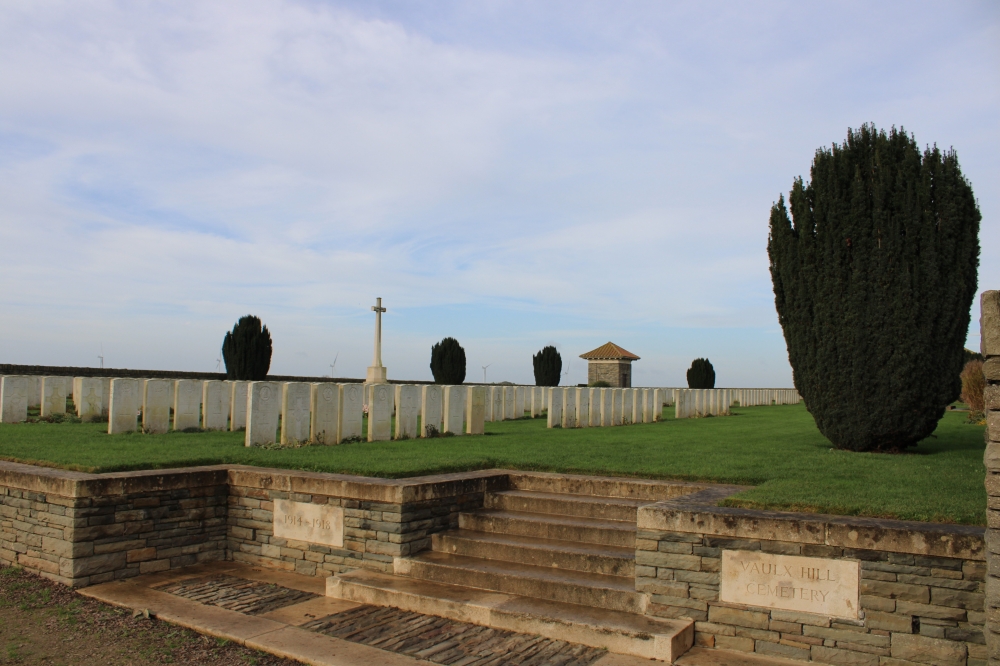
[0,461,506,587]
[638,500,986,666]
[0,462,228,587]
[980,290,1000,666]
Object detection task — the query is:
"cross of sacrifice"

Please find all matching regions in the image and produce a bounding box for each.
[371,297,386,368]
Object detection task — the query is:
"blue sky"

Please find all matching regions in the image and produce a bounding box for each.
[0,1,997,387]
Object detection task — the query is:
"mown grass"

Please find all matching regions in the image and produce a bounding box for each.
[0,404,986,525]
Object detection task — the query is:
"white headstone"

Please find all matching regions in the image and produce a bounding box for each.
[503,386,515,420]
[26,376,41,409]
[394,385,420,439]
[367,383,394,442]
[230,381,249,431]
[466,385,486,435]
[611,388,623,426]
[108,378,139,434]
[0,376,29,423]
[339,383,364,441]
[514,386,526,419]
[173,379,202,431]
[622,388,634,425]
[143,379,171,434]
[421,385,443,437]
[443,385,465,435]
[73,377,83,412]
[561,387,577,428]
[588,388,602,427]
[546,387,563,428]
[530,386,543,417]
[490,386,503,422]
[576,387,590,428]
[311,383,340,444]
[246,381,281,446]
[281,382,312,445]
[202,380,229,431]
[600,387,612,426]
[40,376,66,417]
[75,378,103,422]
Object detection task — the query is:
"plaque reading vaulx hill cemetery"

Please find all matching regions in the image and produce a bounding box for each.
[273,499,344,548]
[720,551,860,619]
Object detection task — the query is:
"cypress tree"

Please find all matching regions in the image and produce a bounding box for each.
[533,346,562,386]
[687,358,715,389]
[222,315,273,381]
[430,337,466,384]
[768,125,980,451]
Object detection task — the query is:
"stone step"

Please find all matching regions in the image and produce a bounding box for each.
[508,471,707,501]
[327,568,693,662]
[485,489,648,521]
[431,529,635,577]
[397,551,645,614]
[459,509,636,548]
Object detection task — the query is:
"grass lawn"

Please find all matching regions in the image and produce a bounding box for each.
[0,404,986,525]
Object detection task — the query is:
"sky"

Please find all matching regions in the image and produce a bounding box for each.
[0,1,997,387]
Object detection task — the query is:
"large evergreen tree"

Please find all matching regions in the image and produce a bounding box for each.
[222,315,273,380]
[533,346,562,386]
[768,125,980,451]
[430,337,466,384]
[686,358,715,389]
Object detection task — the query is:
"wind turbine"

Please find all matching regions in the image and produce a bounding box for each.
[329,352,339,378]
[98,343,104,369]
[482,364,491,383]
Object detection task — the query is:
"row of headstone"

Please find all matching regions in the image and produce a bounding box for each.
[544,387,666,428]
[243,383,490,447]
[673,388,801,418]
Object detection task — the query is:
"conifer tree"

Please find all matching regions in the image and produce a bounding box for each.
[222,315,273,381]
[430,337,466,384]
[686,358,715,389]
[768,125,980,451]
[533,346,562,386]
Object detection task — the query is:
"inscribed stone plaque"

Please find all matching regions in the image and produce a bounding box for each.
[0,376,29,423]
[77,378,103,421]
[490,386,503,422]
[514,386,526,419]
[502,386,515,420]
[40,376,67,417]
[108,378,139,434]
[420,385,442,437]
[720,550,860,620]
[561,388,577,428]
[576,387,590,428]
[273,499,344,548]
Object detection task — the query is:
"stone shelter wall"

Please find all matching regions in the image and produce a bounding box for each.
[587,360,632,387]
[638,499,986,666]
[981,290,1000,665]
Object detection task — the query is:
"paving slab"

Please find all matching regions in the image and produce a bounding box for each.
[247,625,434,666]
[260,596,361,626]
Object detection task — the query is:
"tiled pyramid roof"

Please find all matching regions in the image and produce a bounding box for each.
[579,342,640,361]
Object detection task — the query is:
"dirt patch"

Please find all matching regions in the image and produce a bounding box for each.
[0,566,301,665]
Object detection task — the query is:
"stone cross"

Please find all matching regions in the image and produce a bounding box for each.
[366,297,389,384]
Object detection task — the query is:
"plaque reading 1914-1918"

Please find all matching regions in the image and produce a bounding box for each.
[272,499,344,548]
[720,550,860,619]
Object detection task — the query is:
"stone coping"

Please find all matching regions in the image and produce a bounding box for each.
[639,496,986,561]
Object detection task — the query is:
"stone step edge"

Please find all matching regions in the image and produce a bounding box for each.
[430,531,634,577]
[487,489,654,506]
[327,568,694,663]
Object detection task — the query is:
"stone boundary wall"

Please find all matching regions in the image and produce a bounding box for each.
[981,290,1000,665]
[0,461,508,587]
[638,500,986,666]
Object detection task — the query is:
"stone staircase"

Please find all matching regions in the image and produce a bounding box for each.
[327,474,696,662]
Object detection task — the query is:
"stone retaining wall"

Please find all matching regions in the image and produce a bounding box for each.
[638,501,986,666]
